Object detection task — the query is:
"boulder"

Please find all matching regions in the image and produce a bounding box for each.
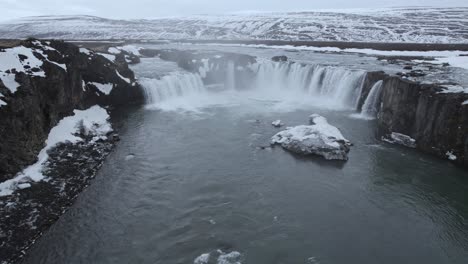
[271,114,351,160]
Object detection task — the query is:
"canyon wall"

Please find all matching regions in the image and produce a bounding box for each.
[0,39,143,181]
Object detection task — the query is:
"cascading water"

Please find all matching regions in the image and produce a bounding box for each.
[360,80,384,119]
[225,61,236,90]
[140,72,206,104]
[139,59,367,111]
[250,61,366,109]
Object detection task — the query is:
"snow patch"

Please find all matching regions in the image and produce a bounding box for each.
[0,73,20,93]
[98,53,116,62]
[91,82,113,95]
[437,85,468,94]
[0,105,112,196]
[446,151,457,161]
[79,48,92,55]
[193,250,242,264]
[217,250,242,264]
[108,47,120,54]
[463,100,468,105]
[0,45,45,92]
[116,70,131,83]
[118,45,142,56]
[194,253,210,264]
[272,120,283,127]
[383,132,416,148]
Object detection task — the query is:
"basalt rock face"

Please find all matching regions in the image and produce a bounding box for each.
[0,39,143,181]
[378,76,468,167]
[140,49,257,89]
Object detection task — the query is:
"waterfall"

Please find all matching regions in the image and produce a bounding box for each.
[360,80,384,119]
[251,62,366,109]
[225,61,236,90]
[140,72,206,104]
[139,60,368,111]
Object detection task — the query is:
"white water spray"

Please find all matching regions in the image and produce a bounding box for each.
[251,62,366,109]
[140,73,206,104]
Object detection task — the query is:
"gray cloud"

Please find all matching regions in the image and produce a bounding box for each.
[1,0,468,21]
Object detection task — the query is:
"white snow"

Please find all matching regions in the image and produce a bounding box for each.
[116,70,131,83]
[2,8,468,43]
[0,45,45,92]
[271,114,351,160]
[98,53,116,62]
[463,100,468,105]
[0,97,6,107]
[193,251,242,264]
[437,85,468,94]
[91,82,113,95]
[0,73,20,93]
[217,250,242,264]
[82,80,87,91]
[433,56,468,70]
[108,47,120,54]
[0,42,69,93]
[118,45,142,56]
[383,132,417,148]
[446,151,457,161]
[79,48,92,55]
[0,105,112,196]
[272,120,283,127]
[194,253,210,264]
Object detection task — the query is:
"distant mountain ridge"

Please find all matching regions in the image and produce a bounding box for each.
[1,7,467,43]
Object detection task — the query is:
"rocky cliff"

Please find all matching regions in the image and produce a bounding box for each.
[361,71,468,168]
[0,39,143,182]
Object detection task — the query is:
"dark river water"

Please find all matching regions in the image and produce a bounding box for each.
[21,104,468,264]
[21,53,468,264]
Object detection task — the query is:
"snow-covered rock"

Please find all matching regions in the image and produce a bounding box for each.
[271,120,283,127]
[0,105,112,196]
[271,114,351,160]
[382,132,417,148]
[446,151,457,161]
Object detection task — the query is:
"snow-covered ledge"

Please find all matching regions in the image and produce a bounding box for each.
[0,105,112,196]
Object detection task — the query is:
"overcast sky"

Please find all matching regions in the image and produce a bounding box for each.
[1,0,468,21]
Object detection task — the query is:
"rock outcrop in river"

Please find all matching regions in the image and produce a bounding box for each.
[271,114,352,160]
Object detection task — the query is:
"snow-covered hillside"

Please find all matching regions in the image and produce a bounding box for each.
[0,7,467,43]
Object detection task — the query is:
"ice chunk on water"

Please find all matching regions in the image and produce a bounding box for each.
[271,114,351,160]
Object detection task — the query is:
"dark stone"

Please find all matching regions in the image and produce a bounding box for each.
[18,54,28,61]
[378,77,468,167]
[272,55,288,62]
